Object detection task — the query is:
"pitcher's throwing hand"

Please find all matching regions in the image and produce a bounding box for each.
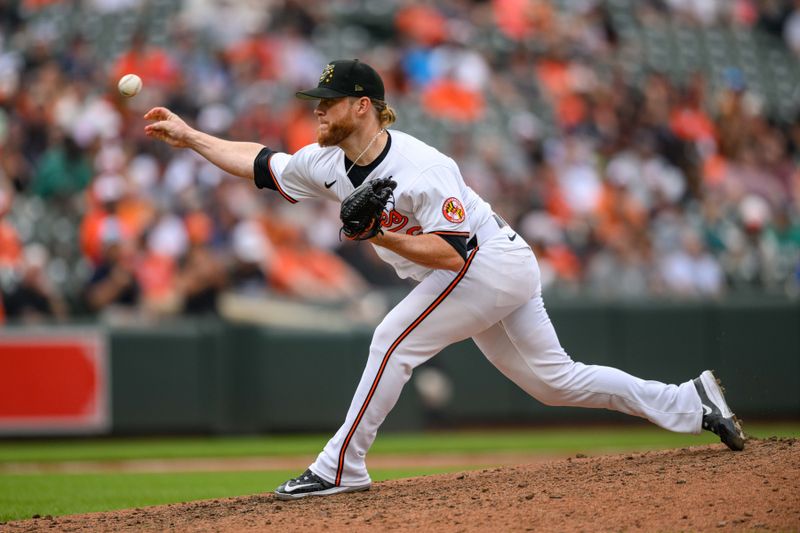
[144,107,193,148]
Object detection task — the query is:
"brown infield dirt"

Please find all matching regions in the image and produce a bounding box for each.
[3,437,798,533]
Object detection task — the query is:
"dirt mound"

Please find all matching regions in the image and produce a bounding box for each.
[5,438,799,533]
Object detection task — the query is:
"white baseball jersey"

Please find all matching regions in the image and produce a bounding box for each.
[255,129,705,488]
[265,131,494,280]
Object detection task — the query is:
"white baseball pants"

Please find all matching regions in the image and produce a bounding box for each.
[310,224,703,487]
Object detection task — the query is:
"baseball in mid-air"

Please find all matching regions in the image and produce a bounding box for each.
[117,74,142,97]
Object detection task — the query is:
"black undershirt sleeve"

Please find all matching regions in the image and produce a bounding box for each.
[435,234,467,262]
[253,147,277,190]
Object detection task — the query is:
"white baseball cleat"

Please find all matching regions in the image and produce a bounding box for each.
[693,370,746,451]
[274,469,370,500]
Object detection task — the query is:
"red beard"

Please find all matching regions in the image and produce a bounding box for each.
[318,114,357,147]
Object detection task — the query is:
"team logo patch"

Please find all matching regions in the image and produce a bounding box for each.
[320,64,335,83]
[442,197,466,223]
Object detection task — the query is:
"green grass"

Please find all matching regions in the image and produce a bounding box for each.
[0,423,796,523]
[0,423,796,463]
[369,422,798,454]
[0,468,455,522]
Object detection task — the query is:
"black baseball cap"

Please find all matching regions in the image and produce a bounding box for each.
[296,59,385,101]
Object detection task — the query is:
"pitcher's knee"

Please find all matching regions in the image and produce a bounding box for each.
[530,361,584,407]
[369,333,393,361]
[371,319,402,353]
[532,384,578,407]
[368,332,414,382]
[535,359,578,385]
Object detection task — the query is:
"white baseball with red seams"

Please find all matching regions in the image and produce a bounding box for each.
[260,129,704,488]
[118,74,142,97]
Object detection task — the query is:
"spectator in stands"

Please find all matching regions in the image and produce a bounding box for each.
[784,1,800,56]
[586,234,653,298]
[83,232,141,313]
[135,211,186,315]
[0,184,22,270]
[268,226,370,303]
[0,183,23,323]
[110,30,181,92]
[421,70,485,124]
[178,244,227,315]
[0,0,798,316]
[658,229,725,297]
[2,243,68,323]
[764,203,800,287]
[227,218,272,294]
[31,132,92,200]
[80,173,143,265]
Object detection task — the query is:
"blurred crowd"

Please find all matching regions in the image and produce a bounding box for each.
[1,0,799,325]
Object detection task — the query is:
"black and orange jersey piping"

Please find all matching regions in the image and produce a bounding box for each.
[252,141,468,260]
[253,133,392,196]
[334,245,480,486]
[253,147,298,203]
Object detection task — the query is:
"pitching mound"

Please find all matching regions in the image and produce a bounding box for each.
[6,437,799,532]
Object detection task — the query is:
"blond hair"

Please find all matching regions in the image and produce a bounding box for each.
[371,99,397,128]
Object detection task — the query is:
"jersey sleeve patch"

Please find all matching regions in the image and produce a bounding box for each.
[442,197,466,224]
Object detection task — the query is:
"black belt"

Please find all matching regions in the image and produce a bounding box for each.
[467,214,507,250]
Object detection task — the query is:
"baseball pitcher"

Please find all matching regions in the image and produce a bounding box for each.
[144,59,745,500]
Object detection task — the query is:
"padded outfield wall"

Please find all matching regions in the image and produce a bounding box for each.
[0,299,798,436]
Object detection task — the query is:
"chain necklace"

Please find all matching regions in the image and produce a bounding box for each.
[346,128,385,176]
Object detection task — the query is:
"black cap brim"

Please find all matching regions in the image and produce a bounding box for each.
[295,87,350,100]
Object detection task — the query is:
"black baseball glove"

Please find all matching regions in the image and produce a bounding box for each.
[339,177,397,240]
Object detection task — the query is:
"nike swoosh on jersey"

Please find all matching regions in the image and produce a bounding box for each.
[324,180,337,189]
[508,233,517,241]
